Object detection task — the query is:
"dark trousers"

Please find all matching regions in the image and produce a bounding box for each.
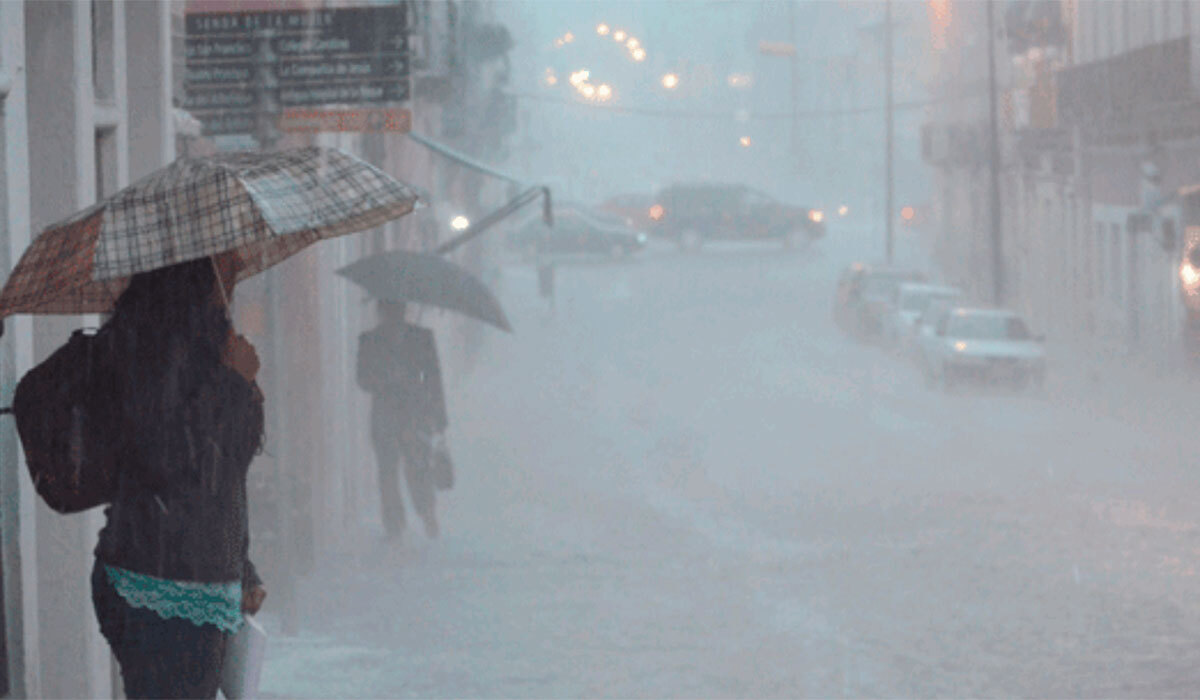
[372,418,436,536]
[91,559,228,699]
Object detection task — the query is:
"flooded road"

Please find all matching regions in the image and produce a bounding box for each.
[261,227,1200,698]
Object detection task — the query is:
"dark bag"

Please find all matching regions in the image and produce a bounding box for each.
[431,434,454,491]
[12,329,120,513]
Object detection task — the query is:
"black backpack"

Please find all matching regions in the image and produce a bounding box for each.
[11,328,121,514]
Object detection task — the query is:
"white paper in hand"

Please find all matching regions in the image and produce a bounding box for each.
[220,614,268,699]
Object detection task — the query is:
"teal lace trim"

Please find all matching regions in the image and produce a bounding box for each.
[105,565,244,634]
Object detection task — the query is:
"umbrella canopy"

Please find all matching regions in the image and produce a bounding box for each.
[0,146,418,318]
[337,251,512,332]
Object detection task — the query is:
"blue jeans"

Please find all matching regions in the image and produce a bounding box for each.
[90,559,228,699]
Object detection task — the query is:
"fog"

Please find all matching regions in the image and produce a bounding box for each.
[254,2,1200,696]
[7,0,1200,698]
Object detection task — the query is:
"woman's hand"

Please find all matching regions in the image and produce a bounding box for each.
[224,333,260,383]
[242,584,267,615]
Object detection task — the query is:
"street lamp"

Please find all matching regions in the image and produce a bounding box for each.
[632,48,646,62]
[563,31,575,43]
[739,136,752,147]
[596,84,613,100]
[626,37,640,50]
[450,215,470,231]
[661,73,680,89]
[596,23,610,36]
[613,29,627,42]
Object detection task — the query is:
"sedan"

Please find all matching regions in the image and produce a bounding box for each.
[509,206,648,260]
[920,308,1046,391]
[883,283,962,351]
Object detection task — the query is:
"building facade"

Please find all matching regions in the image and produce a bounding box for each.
[922,0,1200,368]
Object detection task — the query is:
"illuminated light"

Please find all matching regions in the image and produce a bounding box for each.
[838,205,849,216]
[930,0,952,51]
[563,31,575,43]
[901,205,916,221]
[545,75,558,86]
[809,209,825,223]
[554,38,564,48]
[597,23,610,36]
[581,84,596,98]
[727,73,753,88]
[569,69,590,86]
[613,29,627,42]
[661,73,680,89]
[649,204,664,221]
[450,215,470,231]
[739,136,752,147]
[1182,262,1200,288]
[954,341,968,352]
[626,37,640,50]
[596,84,613,100]
[632,48,647,62]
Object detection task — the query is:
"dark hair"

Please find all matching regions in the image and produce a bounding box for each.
[108,258,229,374]
[105,259,263,488]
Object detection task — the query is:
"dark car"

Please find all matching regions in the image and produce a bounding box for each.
[598,192,655,231]
[833,263,926,336]
[508,205,648,260]
[647,182,825,250]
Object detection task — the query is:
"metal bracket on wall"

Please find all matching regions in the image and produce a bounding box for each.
[434,186,552,256]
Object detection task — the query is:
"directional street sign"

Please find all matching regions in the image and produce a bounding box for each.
[185,5,411,136]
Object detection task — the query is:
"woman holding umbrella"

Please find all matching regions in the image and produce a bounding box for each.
[0,147,421,698]
[90,256,267,698]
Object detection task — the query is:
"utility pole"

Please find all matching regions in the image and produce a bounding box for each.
[789,1,798,159]
[986,0,1004,303]
[885,0,894,264]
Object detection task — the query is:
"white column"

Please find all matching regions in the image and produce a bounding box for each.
[23,1,112,696]
[0,1,39,696]
[124,0,174,180]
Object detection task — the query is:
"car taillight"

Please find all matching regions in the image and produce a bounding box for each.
[649,204,664,221]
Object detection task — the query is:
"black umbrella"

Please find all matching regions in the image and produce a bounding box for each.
[337,250,512,332]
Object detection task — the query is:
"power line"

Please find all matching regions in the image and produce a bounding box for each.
[506,90,963,121]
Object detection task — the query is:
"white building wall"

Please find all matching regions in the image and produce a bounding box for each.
[22,0,114,695]
[0,1,175,696]
[0,2,39,696]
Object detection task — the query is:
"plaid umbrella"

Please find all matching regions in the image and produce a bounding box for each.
[0,146,419,318]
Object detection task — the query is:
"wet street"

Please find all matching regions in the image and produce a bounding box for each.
[261,227,1200,698]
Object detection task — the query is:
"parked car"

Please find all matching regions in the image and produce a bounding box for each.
[508,205,648,260]
[647,182,825,250]
[883,283,962,350]
[910,297,958,361]
[918,307,1046,391]
[598,192,655,230]
[852,266,927,337]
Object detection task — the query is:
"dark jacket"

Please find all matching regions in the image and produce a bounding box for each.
[357,322,448,433]
[96,363,263,587]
